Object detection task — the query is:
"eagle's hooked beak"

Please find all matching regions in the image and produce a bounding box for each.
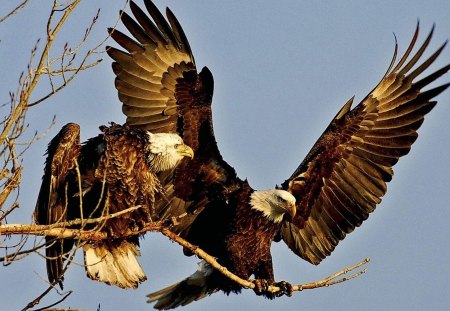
[176,144,194,159]
[284,202,296,222]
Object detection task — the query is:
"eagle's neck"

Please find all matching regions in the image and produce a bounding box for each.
[147,153,175,172]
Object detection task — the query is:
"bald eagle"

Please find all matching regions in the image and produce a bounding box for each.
[35,122,193,289]
[105,0,450,308]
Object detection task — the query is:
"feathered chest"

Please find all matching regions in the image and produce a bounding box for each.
[78,125,160,235]
[97,131,151,178]
[230,204,280,251]
[223,188,282,266]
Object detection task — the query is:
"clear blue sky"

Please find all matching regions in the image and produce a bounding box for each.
[1,1,450,310]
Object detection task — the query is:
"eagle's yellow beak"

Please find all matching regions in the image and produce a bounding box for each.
[284,202,296,222]
[176,144,194,159]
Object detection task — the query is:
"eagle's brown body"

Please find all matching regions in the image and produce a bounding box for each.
[91,124,161,234]
[185,181,280,292]
[35,123,177,288]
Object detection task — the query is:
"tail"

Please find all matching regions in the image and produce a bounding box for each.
[147,261,218,309]
[83,240,146,288]
[45,237,73,289]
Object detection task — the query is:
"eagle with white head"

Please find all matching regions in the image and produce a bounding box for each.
[35,122,193,289]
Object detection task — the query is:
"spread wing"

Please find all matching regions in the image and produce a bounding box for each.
[34,123,81,287]
[280,24,450,265]
[108,0,235,234]
[107,0,195,133]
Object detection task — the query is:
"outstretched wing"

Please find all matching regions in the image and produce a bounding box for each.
[107,0,195,133]
[108,0,236,233]
[280,24,450,265]
[34,123,81,287]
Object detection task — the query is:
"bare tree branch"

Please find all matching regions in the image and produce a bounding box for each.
[0,212,370,296]
[0,205,145,238]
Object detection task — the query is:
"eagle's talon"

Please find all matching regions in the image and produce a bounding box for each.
[135,219,147,231]
[162,216,177,228]
[252,279,270,296]
[274,281,293,297]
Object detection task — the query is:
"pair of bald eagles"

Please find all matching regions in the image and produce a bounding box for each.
[34,0,449,309]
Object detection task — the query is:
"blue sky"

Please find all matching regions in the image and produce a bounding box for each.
[1,1,450,310]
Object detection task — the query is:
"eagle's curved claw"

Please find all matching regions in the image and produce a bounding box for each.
[162,216,177,228]
[252,279,270,296]
[274,280,294,297]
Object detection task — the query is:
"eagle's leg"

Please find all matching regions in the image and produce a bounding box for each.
[273,280,294,297]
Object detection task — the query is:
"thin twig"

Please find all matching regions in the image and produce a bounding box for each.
[31,290,73,311]
[0,0,30,24]
[0,239,47,263]
[22,248,77,311]
[292,258,370,291]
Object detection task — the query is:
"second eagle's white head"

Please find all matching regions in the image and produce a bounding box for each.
[146,132,194,172]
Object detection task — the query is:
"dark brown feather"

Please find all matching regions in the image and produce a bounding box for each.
[34,123,80,288]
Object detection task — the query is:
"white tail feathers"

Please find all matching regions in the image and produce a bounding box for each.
[83,240,146,288]
[147,261,217,309]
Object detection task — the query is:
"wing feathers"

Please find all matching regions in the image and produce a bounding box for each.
[282,25,449,264]
[391,22,420,73]
[408,40,447,80]
[120,11,157,48]
[166,8,195,62]
[109,28,145,55]
[118,93,167,108]
[110,0,195,133]
[112,63,162,92]
[34,123,81,288]
[115,79,168,100]
[130,1,168,46]
[143,0,180,48]
[413,63,450,90]
[398,24,433,75]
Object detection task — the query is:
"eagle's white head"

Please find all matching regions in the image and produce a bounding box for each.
[250,189,296,223]
[146,132,194,172]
